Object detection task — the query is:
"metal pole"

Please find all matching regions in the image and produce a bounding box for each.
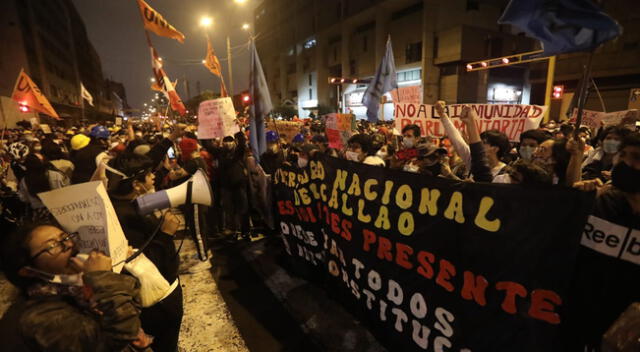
[227,36,234,96]
[574,52,595,136]
[543,55,556,124]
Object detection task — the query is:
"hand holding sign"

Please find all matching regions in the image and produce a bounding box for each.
[435,100,447,118]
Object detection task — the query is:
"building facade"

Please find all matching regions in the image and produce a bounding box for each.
[254,0,640,120]
[0,0,126,125]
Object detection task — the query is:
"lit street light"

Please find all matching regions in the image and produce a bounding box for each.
[234,0,247,3]
[242,23,250,31]
[150,78,156,82]
[200,17,212,28]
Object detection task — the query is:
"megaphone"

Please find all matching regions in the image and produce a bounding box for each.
[135,169,212,216]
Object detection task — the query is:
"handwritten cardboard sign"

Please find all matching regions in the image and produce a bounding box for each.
[197,97,239,139]
[394,103,547,142]
[39,181,128,273]
[391,86,422,104]
[39,124,52,134]
[268,120,302,142]
[115,117,123,126]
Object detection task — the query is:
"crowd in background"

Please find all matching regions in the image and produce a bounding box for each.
[0,101,638,351]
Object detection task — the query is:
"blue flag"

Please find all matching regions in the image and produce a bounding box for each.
[249,39,272,163]
[499,0,622,56]
[362,37,398,122]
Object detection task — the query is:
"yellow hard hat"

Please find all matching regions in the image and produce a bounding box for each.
[70,134,90,150]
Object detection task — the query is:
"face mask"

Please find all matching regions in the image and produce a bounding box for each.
[603,140,621,154]
[269,145,279,153]
[612,161,640,193]
[403,163,420,173]
[224,143,235,150]
[519,146,536,161]
[403,137,415,149]
[297,157,308,168]
[376,150,388,159]
[346,151,361,162]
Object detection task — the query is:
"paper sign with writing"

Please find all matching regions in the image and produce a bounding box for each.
[39,124,52,134]
[391,86,422,104]
[601,109,639,127]
[39,182,128,273]
[115,117,123,126]
[394,103,547,142]
[268,120,302,142]
[197,97,239,139]
[569,109,604,130]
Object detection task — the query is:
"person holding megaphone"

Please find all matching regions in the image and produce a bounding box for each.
[107,152,183,352]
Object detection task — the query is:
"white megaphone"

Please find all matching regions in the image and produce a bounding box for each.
[135,169,212,215]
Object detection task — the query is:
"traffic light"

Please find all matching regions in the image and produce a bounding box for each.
[18,101,30,113]
[552,85,564,99]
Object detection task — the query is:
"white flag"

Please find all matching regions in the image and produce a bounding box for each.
[80,83,94,106]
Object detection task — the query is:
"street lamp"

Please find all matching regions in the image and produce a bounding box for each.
[242,23,250,31]
[199,17,212,28]
[234,0,247,4]
[150,78,156,82]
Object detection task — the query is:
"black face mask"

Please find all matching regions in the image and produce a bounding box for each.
[612,161,640,193]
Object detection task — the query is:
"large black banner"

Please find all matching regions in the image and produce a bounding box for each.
[273,156,594,351]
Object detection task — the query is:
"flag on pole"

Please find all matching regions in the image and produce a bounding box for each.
[203,37,229,97]
[80,83,94,106]
[150,46,186,116]
[204,38,223,77]
[498,0,622,55]
[136,0,185,44]
[362,36,398,122]
[249,39,273,162]
[11,69,59,119]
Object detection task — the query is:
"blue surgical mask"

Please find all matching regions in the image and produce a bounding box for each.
[519,146,536,161]
[602,139,621,154]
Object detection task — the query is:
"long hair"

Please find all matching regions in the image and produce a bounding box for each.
[24,154,51,197]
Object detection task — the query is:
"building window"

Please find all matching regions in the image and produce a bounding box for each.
[308,89,312,100]
[466,0,479,11]
[405,42,422,64]
[397,69,422,83]
[363,36,368,53]
[308,74,312,86]
[333,46,338,61]
[440,64,458,76]
[350,60,356,75]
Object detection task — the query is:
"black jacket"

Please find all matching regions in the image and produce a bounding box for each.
[71,141,105,184]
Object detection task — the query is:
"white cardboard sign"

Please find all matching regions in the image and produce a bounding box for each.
[39,181,128,273]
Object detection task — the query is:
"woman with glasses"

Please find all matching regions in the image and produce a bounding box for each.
[1,223,150,351]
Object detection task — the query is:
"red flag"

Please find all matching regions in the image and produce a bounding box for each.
[150,46,186,116]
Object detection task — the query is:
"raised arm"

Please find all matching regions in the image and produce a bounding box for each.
[435,101,471,171]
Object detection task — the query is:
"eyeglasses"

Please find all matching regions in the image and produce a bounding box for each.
[30,232,79,261]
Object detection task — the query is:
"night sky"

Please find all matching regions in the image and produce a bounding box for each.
[71,0,257,110]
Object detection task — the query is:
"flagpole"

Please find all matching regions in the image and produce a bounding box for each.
[573,51,595,137]
[227,36,234,97]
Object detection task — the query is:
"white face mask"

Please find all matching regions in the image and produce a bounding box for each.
[376,150,388,159]
[346,150,361,162]
[297,157,308,168]
[602,139,621,154]
[519,146,536,161]
[403,163,420,173]
[403,137,415,148]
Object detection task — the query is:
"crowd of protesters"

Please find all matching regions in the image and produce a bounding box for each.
[0,100,638,351]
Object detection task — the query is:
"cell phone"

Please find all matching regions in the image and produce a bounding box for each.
[167,146,176,159]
